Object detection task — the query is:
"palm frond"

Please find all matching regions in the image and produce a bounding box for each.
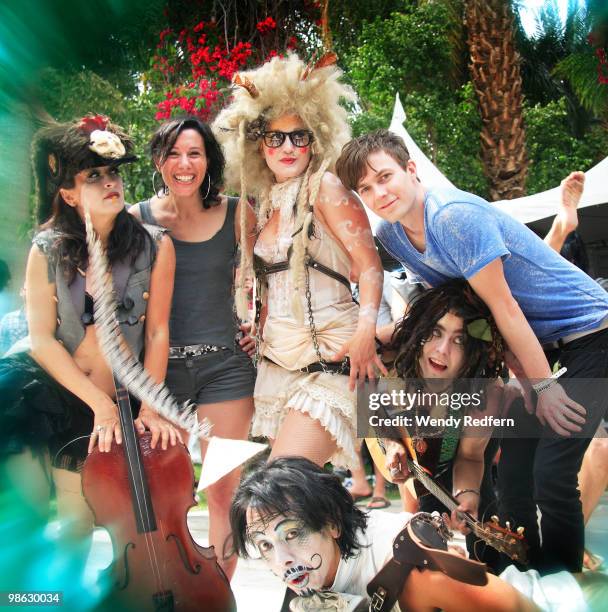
[554,51,608,116]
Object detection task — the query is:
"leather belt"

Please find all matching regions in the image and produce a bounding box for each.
[542,317,608,351]
[263,356,350,376]
[168,343,229,359]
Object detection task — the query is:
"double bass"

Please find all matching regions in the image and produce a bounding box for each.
[82,378,236,611]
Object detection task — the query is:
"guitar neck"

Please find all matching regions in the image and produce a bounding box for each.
[406,459,457,512]
[406,458,481,533]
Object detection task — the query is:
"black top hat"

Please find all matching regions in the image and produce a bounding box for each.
[32,114,137,224]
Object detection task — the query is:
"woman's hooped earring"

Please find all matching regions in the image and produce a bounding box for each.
[152,170,169,197]
[202,173,211,200]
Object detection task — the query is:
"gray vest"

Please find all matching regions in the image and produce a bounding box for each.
[33,225,166,358]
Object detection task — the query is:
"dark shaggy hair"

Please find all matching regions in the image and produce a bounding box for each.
[391,280,505,384]
[149,116,225,209]
[42,206,153,283]
[230,457,368,560]
[560,231,589,275]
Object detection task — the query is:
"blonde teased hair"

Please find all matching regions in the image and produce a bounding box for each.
[212,53,356,321]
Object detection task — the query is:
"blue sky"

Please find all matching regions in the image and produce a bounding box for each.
[518,0,582,35]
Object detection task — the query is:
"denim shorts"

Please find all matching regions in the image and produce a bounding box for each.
[165,347,255,406]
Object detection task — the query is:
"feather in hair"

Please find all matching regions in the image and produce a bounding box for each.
[84,209,210,438]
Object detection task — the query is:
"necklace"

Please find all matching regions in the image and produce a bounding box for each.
[411,390,449,456]
[412,403,429,455]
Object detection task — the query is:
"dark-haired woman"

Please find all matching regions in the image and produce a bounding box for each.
[130,116,256,580]
[381,280,508,570]
[0,114,179,553]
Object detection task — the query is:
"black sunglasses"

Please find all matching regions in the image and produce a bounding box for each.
[262,129,314,148]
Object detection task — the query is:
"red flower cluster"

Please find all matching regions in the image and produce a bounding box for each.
[154,80,222,121]
[159,28,173,43]
[256,17,277,35]
[588,32,608,85]
[150,14,308,121]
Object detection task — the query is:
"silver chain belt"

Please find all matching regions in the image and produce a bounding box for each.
[168,343,229,359]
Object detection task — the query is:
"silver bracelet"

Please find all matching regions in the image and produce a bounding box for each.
[532,366,567,395]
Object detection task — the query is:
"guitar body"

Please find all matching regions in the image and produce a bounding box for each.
[365,435,442,498]
[82,432,236,612]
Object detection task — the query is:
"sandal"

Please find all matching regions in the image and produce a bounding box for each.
[367,496,390,509]
[351,492,372,503]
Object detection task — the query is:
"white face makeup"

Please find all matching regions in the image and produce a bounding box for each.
[158,128,208,197]
[61,165,125,219]
[261,114,313,183]
[247,510,340,595]
[419,311,466,381]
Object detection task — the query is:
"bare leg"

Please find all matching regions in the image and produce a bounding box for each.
[579,427,608,570]
[197,397,254,581]
[580,428,608,524]
[3,449,51,524]
[349,448,373,499]
[52,467,95,562]
[372,463,387,499]
[270,409,337,467]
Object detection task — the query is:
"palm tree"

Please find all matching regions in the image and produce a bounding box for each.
[514,0,605,136]
[465,0,528,200]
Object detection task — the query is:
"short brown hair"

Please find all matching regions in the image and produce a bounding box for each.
[335,129,411,191]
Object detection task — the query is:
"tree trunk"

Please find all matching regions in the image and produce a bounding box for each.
[465,0,528,200]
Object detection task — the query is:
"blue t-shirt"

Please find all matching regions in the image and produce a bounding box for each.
[376,187,608,344]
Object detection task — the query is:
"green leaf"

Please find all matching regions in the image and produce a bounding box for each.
[467,319,492,342]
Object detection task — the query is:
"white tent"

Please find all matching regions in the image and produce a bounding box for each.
[388,94,455,191]
[385,95,608,275]
[493,157,608,225]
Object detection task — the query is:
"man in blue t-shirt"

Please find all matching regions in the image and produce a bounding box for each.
[335,129,608,575]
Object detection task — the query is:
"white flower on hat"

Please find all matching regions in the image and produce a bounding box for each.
[89,129,126,159]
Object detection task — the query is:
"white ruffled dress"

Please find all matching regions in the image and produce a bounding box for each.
[252,177,360,468]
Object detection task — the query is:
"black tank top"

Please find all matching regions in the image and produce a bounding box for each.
[138,198,239,347]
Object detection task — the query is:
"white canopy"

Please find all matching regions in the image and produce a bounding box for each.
[493,157,608,224]
[388,94,456,191]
